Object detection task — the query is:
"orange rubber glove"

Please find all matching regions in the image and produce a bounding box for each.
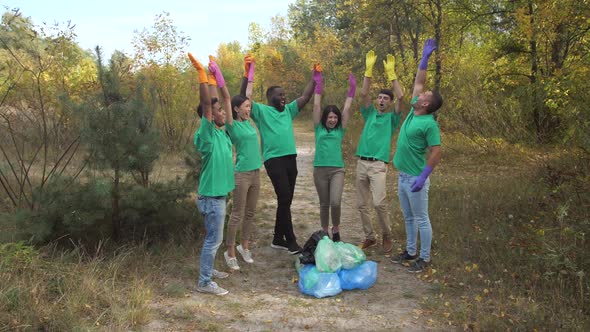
[243,54,254,78]
[188,52,208,84]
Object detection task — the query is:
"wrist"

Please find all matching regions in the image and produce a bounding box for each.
[420,165,433,178]
[419,56,430,70]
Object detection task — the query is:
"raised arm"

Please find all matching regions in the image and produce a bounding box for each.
[208,55,232,125]
[384,54,404,114]
[361,50,377,108]
[341,73,356,128]
[239,54,253,98]
[295,66,316,110]
[312,63,323,125]
[245,58,255,100]
[188,52,211,120]
[413,39,437,99]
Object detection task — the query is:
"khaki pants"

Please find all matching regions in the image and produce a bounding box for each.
[313,166,345,229]
[356,159,391,241]
[226,170,260,246]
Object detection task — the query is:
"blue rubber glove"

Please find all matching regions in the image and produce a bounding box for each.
[418,39,437,70]
[411,165,433,192]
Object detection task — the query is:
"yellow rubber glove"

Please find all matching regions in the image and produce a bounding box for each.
[383,54,397,81]
[364,50,377,78]
[188,52,208,84]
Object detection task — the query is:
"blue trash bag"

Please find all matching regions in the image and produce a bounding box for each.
[314,236,342,273]
[338,260,378,290]
[298,264,342,298]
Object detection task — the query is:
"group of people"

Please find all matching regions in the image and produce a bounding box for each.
[190,38,443,296]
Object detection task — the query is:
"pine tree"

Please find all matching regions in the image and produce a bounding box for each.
[79,47,160,240]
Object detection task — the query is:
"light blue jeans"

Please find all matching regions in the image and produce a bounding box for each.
[398,172,432,262]
[197,195,226,287]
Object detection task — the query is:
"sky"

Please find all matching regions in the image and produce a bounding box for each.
[1,0,294,61]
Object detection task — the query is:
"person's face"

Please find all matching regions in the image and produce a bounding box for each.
[212,102,226,126]
[236,99,252,120]
[325,111,339,129]
[412,91,433,110]
[376,93,392,112]
[269,88,286,111]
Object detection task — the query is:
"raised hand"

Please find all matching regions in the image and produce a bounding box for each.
[188,52,208,83]
[247,57,256,82]
[383,54,397,81]
[347,73,356,98]
[364,50,377,78]
[419,39,437,70]
[313,63,323,95]
[243,54,254,78]
[208,55,225,88]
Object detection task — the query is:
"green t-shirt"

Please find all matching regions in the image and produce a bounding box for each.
[193,118,235,197]
[314,124,345,167]
[355,104,401,162]
[226,120,262,172]
[393,97,441,176]
[251,100,299,162]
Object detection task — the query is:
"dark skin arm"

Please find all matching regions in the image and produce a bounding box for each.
[295,74,316,110]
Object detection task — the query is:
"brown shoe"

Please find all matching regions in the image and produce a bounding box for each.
[382,236,393,253]
[360,238,377,249]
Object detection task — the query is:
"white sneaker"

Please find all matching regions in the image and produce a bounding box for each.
[212,269,229,279]
[236,245,254,263]
[224,251,240,271]
[196,281,229,296]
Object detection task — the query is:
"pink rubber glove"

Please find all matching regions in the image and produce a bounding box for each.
[248,60,255,82]
[208,55,225,88]
[313,63,323,95]
[347,73,357,98]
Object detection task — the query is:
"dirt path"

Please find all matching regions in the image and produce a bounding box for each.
[146,121,440,331]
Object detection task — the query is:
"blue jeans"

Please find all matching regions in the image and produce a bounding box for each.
[398,172,432,261]
[197,195,226,287]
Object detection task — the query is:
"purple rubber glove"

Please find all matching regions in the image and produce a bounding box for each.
[247,61,255,82]
[208,56,226,88]
[347,73,356,98]
[418,39,437,70]
[411,165,433,192]
[313,63,323,94]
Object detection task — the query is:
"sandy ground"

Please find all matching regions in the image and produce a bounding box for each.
[145,121,442,331]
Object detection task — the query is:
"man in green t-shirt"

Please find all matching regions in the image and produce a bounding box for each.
[240,64,316,255]
[391,39,443,273]
[356,51,403,253]
[188,53,234,296]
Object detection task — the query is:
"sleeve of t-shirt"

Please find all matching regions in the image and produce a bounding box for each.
[287,100,299,119]
[359,104,372,120]
[251,101,261,122]
[194,118,213,153]
[425,122,441,147]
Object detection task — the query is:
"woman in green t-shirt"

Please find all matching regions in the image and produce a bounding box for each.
[311,64,356,242]
[207,57,262,272]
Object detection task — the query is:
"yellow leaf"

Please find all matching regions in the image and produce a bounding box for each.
[475,295,483,302]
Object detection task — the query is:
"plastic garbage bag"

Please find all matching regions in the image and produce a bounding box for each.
[298,264,342,298]
[335,242,366,269]
[314,236,342,273]
[299,230,329,265]
[338,260,378,290]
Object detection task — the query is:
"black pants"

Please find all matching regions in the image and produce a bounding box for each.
[264,154,298,243]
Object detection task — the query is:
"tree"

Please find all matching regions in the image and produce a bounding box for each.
[78,47,159,240]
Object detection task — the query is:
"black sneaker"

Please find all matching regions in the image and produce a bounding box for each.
[332,232,341,242]
[287,242,302,255]
[391,250,418,264]
[408,258,429,273]
[271,238,289,251]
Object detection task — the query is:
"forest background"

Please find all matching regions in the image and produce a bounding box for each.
[1,0,589,330]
